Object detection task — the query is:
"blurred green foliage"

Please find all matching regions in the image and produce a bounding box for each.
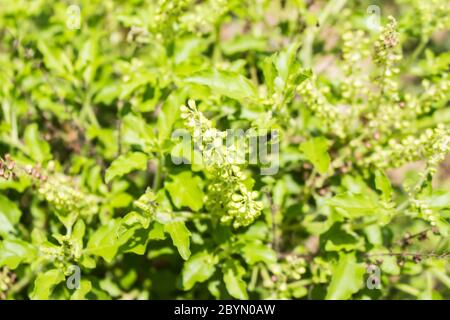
[0,0,449,300]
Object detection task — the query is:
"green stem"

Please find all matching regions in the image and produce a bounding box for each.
[410,37,429,63]
[81,90,99,127]
[152,154,165,191]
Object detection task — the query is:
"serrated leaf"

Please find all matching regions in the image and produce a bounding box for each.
[221,35,267,55]
[86,219,122,263]
[165,171,204,211]
[37,41,73,76]
[24,123,51,163]
[325,252,365,300]
[119,226,150,255]
[122,113,156,153]
[300,137,330,174]
[375,170,392,200]
[241,243,277,265]
[321,223,365,252]
[223,260,248,300]
[70,280,93,300]
[182,251,216,290]
[30,269,65,300]
[71,219,85,259]
[149,222,166,240]
[105,151,147,183]
[157,91,185,143]
[164,221,191,260]
[275,42,301,81]
[116,226,138,253]
[0,238,37,269]
[328,192,379,217]
[381,256,400,275]
[0,194,22,234]
[185,69,257,100]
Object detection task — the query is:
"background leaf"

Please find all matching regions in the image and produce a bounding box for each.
[300,137,330,174]
[164,221,191,260]
[105,152,148,183]
[325,253,366,300]
[182,251,216,290]
[185,69,257,101]
[223,260,249,300]
[165,171,204,211]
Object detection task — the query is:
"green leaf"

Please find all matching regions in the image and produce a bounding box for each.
[164,221,191,260]
[375,170,393,200]
[121,113,156,153]
[182,251,216,290]
[300,137,330,174]
[71,219,86,259]
[119,227,151,255]
[0,194,22,234]
[275,42,301,82]
[435,218,449,237]
[148,222,166,240]
[241,243,277,265]
[0,213,14,234]
[221,35,267,55]
[0,238,37,269]
[185,69,257,100]
[325,252,365,300]
[30,269,65,300]
[121,211,151,229]
[37,41,73,76]
[223,260,248,300]
[157,91,185,143]
[86,219,122,263]
[380,256,400,275]
[328,192,379,217]
[70,280,93,300]
[165,171,204,211]
[105,151,148,183]
[24,123,51,162]
[364,224,383,246]
[321,223,365,252]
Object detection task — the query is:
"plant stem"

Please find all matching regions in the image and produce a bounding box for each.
[153,154,164,191]
[410,37,429,63]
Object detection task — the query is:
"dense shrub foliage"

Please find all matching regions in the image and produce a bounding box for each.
[0,0,449,300]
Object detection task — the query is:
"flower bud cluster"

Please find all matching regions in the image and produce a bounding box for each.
[341,30,371,102]
[179,0,229,35]
[0,154,16,180]
[373,16,402,69]
[364,125,450,171]
[133,188,157,218]
[410,199,440,226]
[0,268,15,299]
[415,76,450,115]
[151,0,191,39]
[221,186,263,228]
[404,0,450,37]
[1,155,100,219]
[180,100,263,228]
[39,240,77,273]
[297,78,347,138]
[262,254,307,299]
[36,173,99,218]
[366,17,402,128]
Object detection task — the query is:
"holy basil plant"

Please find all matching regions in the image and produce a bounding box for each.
[0,0,449,300]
